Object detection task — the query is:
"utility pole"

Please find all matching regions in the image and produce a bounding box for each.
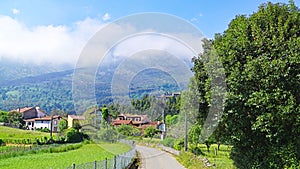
[50,116,53,143]
[94,108,96,128]
[184,110,188,151]
[161,95,167,140]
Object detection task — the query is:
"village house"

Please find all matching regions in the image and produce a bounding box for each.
[111,113,164,133]
[157,92,181,99]
[24,115,63,132]
[10,107,47,120]
[112,113,150,127]
[67,115,85,128]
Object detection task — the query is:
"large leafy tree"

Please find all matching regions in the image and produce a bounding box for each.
[58,119,68,132]
[7,111,24,128]
[101,105,109,122]
[213,1,300,168]
[191,38,226,153]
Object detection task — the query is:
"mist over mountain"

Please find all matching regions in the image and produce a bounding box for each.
[0,58,185,114]
[0,58,73,82]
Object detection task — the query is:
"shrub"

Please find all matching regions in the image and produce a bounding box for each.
[35,138,42,145]
[189,145,203,156]
[162,137,175,148]
[65,128,83,143]
[174,138,184,151]
[98,128,120,143]
[0,139,4,146]
[36,127,50,133]
[117,124,140,136]
[143,126,158,139]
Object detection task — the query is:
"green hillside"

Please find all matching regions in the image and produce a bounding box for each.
[0,66,183,114]
[0,126,51,140]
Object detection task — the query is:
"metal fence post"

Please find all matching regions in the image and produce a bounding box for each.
[105,158,107,169]
[114,155,116,169]
[94,160,97,169]
[72,163,75,169]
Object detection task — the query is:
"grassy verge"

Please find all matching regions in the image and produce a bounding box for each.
[177,151,207,169]
[0,142,131,169]
[198,144,234,169]
[177,144,235,169]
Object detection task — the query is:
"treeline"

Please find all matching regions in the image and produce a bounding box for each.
[0,82,74,114]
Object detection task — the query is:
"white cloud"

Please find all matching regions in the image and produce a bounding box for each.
[191,18,197,22]
[102,13,111,21]
[0,15,104,65]
[0,14,203,68]
[12,8,20,15]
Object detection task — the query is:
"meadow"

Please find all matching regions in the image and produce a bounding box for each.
[0,126,132,168]
[0,126,52,141]
[0,142,131,169]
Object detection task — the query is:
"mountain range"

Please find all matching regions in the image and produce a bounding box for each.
[0,59,183,114]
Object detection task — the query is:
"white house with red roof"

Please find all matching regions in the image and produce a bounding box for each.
[24,115,63,132]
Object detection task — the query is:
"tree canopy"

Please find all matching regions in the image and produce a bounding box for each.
[211,1,300,168]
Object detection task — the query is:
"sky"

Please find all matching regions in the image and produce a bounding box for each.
[0,0,297,66]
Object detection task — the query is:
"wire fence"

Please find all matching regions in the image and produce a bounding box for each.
[66,140,136,169]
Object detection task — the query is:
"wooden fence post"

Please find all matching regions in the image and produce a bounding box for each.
[105,158,107,169]
[72,163,75,169]
[94,160,97,169]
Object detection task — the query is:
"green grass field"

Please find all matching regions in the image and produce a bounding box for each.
[177,144,235,169]
[0,142,131,169]
[199,144,235,169]
[0,126,52,141]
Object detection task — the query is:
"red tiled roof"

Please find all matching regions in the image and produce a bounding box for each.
[10,107,34,113]
[136,121,162,129]
[24,116,62,122]
[132,121,145,125]
[117,114,149,122]
[68,115,85,120]
[112,120,132,125]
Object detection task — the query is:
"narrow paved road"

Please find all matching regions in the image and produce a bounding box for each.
[136,145,186,169]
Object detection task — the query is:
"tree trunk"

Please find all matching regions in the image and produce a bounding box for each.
[206,143,210,153]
